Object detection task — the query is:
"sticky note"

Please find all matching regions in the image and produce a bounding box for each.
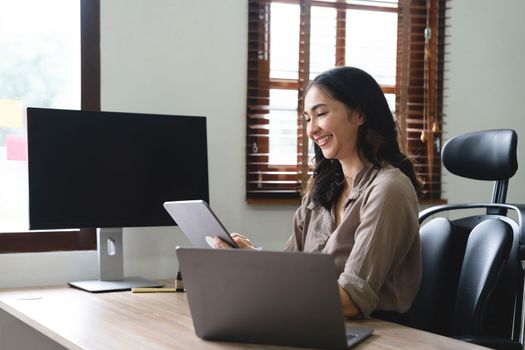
[6,135,27,161]
[0,99,24,128]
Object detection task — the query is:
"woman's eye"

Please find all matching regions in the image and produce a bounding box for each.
[317,111,327,117]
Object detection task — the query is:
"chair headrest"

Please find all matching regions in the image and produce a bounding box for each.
[442,129,518,181]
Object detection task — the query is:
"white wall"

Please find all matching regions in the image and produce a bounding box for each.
[443,0,525,204]
[1,0,525,288]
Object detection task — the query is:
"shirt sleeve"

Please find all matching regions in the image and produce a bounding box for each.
[337,174,419,317]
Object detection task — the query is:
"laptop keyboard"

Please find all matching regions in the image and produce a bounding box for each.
[346,334,357,341]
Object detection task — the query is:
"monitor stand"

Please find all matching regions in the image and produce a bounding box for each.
[68,228,165,293]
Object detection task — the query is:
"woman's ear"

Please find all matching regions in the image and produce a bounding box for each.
[353,112,365,126]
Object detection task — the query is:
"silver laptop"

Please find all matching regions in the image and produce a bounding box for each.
[176,247,373,349]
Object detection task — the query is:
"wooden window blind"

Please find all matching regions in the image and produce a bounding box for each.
[396,0,447,201]
[246,0,448,204]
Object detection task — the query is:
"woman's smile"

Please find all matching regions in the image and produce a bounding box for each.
[314,134,333,147]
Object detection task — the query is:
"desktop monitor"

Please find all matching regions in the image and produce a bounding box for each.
[26,107,209,292]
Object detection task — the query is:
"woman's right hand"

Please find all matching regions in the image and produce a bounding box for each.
[214,233,256,250]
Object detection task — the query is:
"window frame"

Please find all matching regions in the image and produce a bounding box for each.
[0,0,99,254]
[246,0,447,204]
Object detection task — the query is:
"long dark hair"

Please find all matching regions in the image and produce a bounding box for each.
[307,67,420,209]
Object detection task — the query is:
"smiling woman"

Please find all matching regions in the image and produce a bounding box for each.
[226,67,422,319]
[0,0,99,253]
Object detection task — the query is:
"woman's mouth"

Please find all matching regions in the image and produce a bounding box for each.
[316,135,332,147]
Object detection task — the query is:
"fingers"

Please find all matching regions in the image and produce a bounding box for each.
[231,233,248,240]
[213,237,232,249]
[231,233,255,249]
[213,234,256,250]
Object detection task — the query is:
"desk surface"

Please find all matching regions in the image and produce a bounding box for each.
[0,280,487,350]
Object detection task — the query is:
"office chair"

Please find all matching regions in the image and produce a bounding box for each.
[407,129,525,350]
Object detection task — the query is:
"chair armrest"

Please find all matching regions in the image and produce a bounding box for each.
[420,203,525,250]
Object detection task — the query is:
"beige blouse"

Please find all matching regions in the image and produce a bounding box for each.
[284,163,421,317]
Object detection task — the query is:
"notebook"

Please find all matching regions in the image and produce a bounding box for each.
[176,247,373,349]
[163,200,238,248]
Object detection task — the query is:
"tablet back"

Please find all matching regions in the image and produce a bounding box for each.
[164,200,238,248]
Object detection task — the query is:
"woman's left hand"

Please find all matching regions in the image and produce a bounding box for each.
[213,232,256,249]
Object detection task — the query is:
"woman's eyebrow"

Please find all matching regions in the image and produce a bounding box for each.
[304,103,327,115]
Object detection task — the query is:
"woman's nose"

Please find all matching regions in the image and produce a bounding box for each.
[306,119,319,138]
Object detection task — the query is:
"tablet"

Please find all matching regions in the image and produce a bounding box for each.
[163,200,239,248]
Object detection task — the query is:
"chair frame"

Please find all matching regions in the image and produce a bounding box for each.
[420,203,525,347]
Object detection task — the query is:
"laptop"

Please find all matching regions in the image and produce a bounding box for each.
[164,200,239,248]
[176,247,373,349]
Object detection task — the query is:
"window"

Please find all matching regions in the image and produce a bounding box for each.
[246,0,447,203]
[0,0,99,253]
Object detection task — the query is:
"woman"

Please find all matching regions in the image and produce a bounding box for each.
[216,67,421,320]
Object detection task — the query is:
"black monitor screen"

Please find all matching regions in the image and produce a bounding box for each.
[27,107,209,229]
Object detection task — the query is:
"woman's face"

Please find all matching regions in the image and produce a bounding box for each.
[304,85,364,161]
